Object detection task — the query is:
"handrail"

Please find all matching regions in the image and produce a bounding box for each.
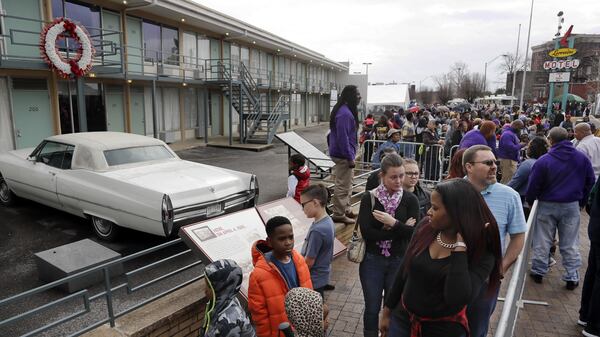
[0,238,203,337]
[494,201,538,337]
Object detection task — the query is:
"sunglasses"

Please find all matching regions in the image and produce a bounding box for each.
[470,160,499,167]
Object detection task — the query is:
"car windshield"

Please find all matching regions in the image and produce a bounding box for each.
[104,145,174,166]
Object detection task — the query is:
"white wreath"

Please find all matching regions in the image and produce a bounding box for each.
[42,20,93,77]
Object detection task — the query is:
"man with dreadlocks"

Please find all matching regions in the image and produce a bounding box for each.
[201,259,256,337]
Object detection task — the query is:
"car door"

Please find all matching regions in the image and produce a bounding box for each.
[23,141,70,209]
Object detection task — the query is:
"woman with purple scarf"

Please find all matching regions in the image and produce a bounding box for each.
[357,153,421,337]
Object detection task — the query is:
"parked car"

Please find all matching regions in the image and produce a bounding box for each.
[0,132,259,240]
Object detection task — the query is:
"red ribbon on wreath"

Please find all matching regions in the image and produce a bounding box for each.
[63,20,77,35]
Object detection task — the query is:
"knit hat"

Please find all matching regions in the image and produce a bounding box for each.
[284,287,324,337]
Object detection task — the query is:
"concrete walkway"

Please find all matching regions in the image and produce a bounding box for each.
[326,212,592,337]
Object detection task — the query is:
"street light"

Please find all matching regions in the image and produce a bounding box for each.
[419,75,432,91]
[362,62,372,76]
[484,54,508,92]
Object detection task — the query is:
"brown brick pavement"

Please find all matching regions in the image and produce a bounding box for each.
[326,211,591,337]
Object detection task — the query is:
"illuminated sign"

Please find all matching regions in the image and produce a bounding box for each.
[543,59,580,70]
[548,48,577,58]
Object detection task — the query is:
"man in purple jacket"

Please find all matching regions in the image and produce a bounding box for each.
[328,85,361,224]
[498,120,525,184]
[527,127,596,290]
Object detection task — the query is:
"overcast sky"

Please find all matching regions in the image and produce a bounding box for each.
[195,0,600,91]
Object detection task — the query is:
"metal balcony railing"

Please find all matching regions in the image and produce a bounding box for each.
[0,13,122,73]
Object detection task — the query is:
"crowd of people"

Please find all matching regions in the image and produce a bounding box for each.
[200,84,600,337]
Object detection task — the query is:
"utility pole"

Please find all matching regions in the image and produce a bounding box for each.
[519,0,534,110]
[510,24,522,107]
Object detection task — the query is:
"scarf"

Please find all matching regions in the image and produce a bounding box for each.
[374,184,402,257]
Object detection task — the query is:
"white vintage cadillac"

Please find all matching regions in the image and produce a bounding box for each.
[0,132,258,240]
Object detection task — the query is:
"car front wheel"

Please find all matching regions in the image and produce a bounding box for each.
[91,216,120,241]
[0,176,16,206]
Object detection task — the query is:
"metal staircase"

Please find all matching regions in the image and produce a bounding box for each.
[217,60,289,144]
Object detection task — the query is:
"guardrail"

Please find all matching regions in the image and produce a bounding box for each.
[494,200,539,337]
[0,238,203,337]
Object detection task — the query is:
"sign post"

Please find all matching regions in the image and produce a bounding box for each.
[561,37,576,113]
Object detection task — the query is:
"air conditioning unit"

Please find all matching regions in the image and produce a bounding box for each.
[158,65,179,77]
[256,78,263,86]
[282,82,289,90]
[158,130,179,143]
[193,67,205,80]
[294,83,300,90]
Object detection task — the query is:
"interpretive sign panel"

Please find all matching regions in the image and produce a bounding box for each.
[179,208,266,298]
[275,131,335,171]
[256,197,347,257]
[549,72,570,83]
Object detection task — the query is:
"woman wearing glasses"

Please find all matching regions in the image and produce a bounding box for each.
[402,159,431,219]
[379,179,502,337]
[358,153,420,337]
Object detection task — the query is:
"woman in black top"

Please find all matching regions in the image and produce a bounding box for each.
[379,179,501,337]
[358,153,420,337]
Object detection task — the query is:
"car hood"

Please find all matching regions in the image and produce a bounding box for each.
[101,160,252,208]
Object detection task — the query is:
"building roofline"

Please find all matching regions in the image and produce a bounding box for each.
[141,0,348,71]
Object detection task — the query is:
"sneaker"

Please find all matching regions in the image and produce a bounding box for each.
[331,215,355,225]
[578,319,588,327]
[548,257,557,267]
[530,273,543,284]
[583,326,600,337]
[566,281,579,290]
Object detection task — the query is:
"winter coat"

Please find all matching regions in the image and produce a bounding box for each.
[248,241,313,337]
[328,104,357,161]
[459,129,497,153]
[201,259,256,337]
[291,165,310,203]
[497,128,522,162]
[526,140,595,206]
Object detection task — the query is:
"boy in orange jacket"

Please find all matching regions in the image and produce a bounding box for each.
[248,216,313,337]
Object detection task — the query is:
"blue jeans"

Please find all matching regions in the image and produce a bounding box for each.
[466,283,500,337]
[531,201,582,281]
[359,252,403,335]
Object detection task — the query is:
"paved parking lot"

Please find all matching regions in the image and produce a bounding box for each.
[0,124,330,336]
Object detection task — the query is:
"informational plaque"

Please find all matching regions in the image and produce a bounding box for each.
[179,208,267,298]
[179,199,347,299]
[275,131,335,171]
[256,197,346,257]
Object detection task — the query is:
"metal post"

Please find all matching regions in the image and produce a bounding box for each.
[151,80,158,139]
[67,80,75,133]
[103,268,116,327]
[228,75,233,146]
[204,88,209,144]
[483,62,488,92]
[76,77,87,132]
[519,0,535,110]
[510,24,522,107]
[240,82,244,143]
[561,37,576,112]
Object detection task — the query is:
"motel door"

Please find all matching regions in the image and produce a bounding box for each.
[10,79,53,149]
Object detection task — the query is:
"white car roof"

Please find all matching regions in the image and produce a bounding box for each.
[47,132,165,150]
[45,132,174,171]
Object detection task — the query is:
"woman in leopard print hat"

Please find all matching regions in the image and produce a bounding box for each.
[284,287,329,337]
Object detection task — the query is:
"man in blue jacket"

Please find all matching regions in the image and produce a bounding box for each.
[498,119,525,184]
[328,85,361,224]
[527,127,596,290]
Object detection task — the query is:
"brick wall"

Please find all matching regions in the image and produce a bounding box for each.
[82,281,209,337]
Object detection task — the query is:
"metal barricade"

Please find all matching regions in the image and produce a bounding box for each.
[0,238,203,337]
[494,201,540,337]
[360,139,445,186]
